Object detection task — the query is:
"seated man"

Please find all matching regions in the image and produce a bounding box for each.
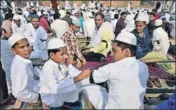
[82,13,114,62]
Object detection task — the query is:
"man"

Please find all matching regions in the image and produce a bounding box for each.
[61,11,72,26]
[29,15,48,60]
[82,31,149,109]
[114,12,127,37]
[40,11,51,33]
[11,15,25,35]
[61,19,86,67]
[51,12,69,38]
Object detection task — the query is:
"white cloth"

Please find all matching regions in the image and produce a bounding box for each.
[39,59,80,107]
[152,27,170,55]
[1,39,15,93]
[83,18,95,37]
[11,22,25,35]
[11,55,39,103]
[29,26,48,60]
[24,23,35,45]
[169,20,175,38]
[89,22,114,47]
[111,19,118,32]
[82,57,149,109]
[165,13,170,22]
[51,19,69,38]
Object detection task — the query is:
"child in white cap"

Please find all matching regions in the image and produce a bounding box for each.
[39,38,90,109]
[8,34,41,109]
[82,31,149,109]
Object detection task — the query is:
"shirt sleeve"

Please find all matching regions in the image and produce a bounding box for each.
[72,35,86,62]
[90,30,111,53]
[38,28,48,50]
[92,64,111,83]
[14,65,39,103]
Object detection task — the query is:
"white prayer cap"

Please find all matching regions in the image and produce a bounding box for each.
[8,34,26,48]
[115,31,137,46]
[154,19,163,26]
[13,15,20,20]
[72,18,80,26]
[135,13,148,23]
[43,11,48,15]
[47,38,66,50]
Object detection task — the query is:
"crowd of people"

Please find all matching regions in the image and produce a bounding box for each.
[0,1,175,109]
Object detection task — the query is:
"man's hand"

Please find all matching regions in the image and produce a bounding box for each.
[66,56,73,65]
[82,48,90,55]
[82,59,87,66]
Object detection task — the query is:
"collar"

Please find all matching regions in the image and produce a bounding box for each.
[15,55,31,64]
[114,57,136,64]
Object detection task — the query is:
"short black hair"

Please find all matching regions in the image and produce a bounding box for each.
[53,12,61,20]
[5,13,14,20]
[114,14,119,19]
[95,12,104,19]
[113,40,137,56]
[48,49,60,57]
[120,12,127,16]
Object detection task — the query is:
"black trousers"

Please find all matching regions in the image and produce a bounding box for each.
[0,61,8,102]
[84,52,105,62]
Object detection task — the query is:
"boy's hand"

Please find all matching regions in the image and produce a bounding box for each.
[80,69,91,79]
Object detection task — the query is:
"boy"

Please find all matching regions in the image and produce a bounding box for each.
[8,34,41,109]
[39,38,90,109]
[82,31,149,109]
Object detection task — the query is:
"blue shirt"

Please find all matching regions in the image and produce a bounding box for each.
[156,93,176,110]
[132,28,152,59]
[79,17,84,31]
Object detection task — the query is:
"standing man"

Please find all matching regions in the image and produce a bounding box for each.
[114,12,127,37]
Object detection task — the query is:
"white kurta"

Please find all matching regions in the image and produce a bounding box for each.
[11,55,39,103]
[11,22,25,35]
[152,27,170,55]
[83,18,95,37]
[39,59,81,107]
[29,26,48,60]
[82,57,149,109]
[51,19,69,38]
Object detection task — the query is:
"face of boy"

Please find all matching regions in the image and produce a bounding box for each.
[51,47,68,64]
[135,21,146,33]
[12,38,32,59]
[112,42,130,61]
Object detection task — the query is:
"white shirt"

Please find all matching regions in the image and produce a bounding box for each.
[11,22,25,35]
[111,19,118,32]
[11,55,39,103]
[83,57,149,109]
[29,26,48,60]
[39,59,81,107]
[83,18,95,37]
[169,20,175,38]
[153,27,170,55]
[24,23,35,45]
[51,19,69,38]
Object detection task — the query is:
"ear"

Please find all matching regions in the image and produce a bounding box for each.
[50,52,55,59]
[124,48,131,57]
[11,48,16,54]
